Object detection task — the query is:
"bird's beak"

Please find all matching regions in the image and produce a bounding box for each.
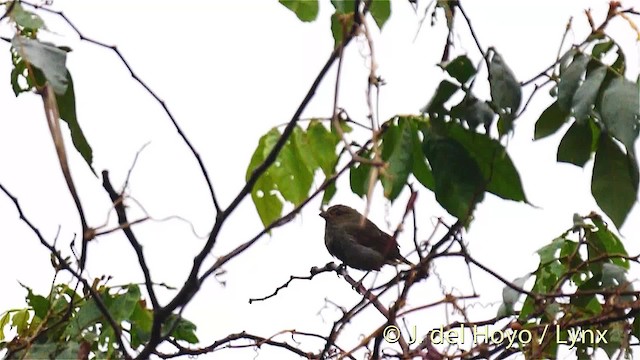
[319,210,327,219]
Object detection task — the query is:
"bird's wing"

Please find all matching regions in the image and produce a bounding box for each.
[341,220,400,258]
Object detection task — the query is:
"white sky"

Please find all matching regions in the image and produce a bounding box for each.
[0,0,639,359]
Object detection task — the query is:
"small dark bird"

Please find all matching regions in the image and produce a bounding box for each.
[320,205,413,271]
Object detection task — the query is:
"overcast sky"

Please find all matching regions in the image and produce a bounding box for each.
[0,0,639,358]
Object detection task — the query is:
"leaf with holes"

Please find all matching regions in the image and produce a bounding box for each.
[247,129,284,228]
[271,131,314,205]
[11,36,68,95]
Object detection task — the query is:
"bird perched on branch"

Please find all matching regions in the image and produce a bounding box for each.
[320,205,413,271]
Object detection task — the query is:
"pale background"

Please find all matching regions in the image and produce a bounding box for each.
[0,0,639,358]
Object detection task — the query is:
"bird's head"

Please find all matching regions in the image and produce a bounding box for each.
[319,205,363,225]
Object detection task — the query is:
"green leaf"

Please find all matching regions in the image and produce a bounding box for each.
[599,76,639,152]
[109,285,140,322]
[130,303,152,347]
[0,312,10,340]
[592,134,638,229]
[557,120,593,167]
[350,158,371,198]
[536,237,565,264]
[331,11,354,48]
[271,132,314,205]
[421,80,459,116]
[381,118,413,201]
[26,291,50,320]
[591,40,614,59]
[534,101,570,140]
[410,120,434,190]
[557,53,589,112]
[65,299,101,337]
[10,2,45,30]
[423,133,485,221]
[321,180,337,205]
[11,36,68,95]
[442,55,476,84]
[246,129,284,228]
[488,49,521,117]
[279,0,319,22]
[307,120,339,176]
[166,315,199,344]
[611,48,626,74]
[57,72,95,175]
[450,96,494,132]
[292,125,318,172]
[331,0,356,14]
[590,216,629,269]
[572,65,607,123]
[449,124,527,202]
[369,0,391,30]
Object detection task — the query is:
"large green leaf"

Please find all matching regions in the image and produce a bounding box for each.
[279,0,319,22]
[592,134,638,229]
[534,101,570,140]
[11,35,68,95]
[449,124,527,202]
[381,118,413,201]
[599,76,639,152]
[557,120,593,167]
[557,53,589,112]
[423,133,485,221]
[572,65,607,124]
[307,120,339,176]
[270,131,314,206]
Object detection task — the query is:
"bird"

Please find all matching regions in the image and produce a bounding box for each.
[319,204,413,271]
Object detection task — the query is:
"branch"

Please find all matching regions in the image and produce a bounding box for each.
[102,170,159,310]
